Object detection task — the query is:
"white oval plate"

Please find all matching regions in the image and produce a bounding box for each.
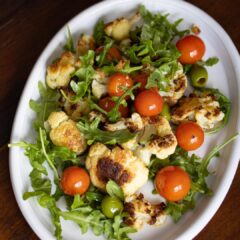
[10,0,240,239]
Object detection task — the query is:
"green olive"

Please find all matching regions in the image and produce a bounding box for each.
[189,65,208,87]
[101,196,123,218]
[161,103,171,121]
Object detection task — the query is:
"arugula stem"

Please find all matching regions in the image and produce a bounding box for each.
[201,132,240,171]
[88,99,108,115]
[59,211,104,228]
[8,142,38,150]
[60,89,76,104]
[39,128,59,180]
[108,83,141,122]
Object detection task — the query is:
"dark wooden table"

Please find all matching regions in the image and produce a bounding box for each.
[0,0,239,239]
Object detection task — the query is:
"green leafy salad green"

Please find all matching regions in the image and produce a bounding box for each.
[9,5,238,240]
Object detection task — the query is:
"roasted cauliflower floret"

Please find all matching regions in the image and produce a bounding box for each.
[160,63,187,106]
[104,13,141,41]
[135,116,177,165]
[88,110,107,122]
[124,194,166,230]
[105,113,144,151]
[105,113,144,132]
[104,18,131,41]
[86,143,149,196]
[171,93,225,130]
[91,69,108,99]
[77,34,95,56]
[46,51,77,89]
[47,111,86,154]
[48,111,68,129]
[60,89,90,121]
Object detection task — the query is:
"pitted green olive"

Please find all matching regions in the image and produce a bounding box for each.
[189,65,208,87]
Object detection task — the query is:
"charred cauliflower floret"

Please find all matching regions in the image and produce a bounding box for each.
[77,34,95,56]
[91,69,108,99]
[105,113,144,132]
[60,89,90,121]
[86,143,149,196]
[88,110,107,122]
[46,51,77,89]
[105,113,144,151]
[47,111,86,154]
[171,93,225,130]
[160,63,187,106]
[124,194,166,230]
[136,115,177,165]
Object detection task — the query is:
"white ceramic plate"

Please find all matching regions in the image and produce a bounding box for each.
[10,0,240,239]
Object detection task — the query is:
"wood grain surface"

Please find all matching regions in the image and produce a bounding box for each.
[0,0,239,239]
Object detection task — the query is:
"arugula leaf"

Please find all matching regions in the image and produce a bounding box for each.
[93,20,105,45]
[59,209,105,235]
[166,135,240,222]
[29,81,60,129]
[101,62,142,75]
[194,87,231,134]
[84,185,104,203]
[124,5,188,92]
[197,57,219,67]
[77,117,136,145]
[64,26,75,52]
[139,5,189,38]
[88,83,140,123]
[107,83,140,122]
[23,169,51,200]
[145,63,172,90]
[112,215,136,240]
[9,127,79,198]
[166,193,195,222]
[38,194,62,240]
[183,64,192,74]
[148,157,170,180]
[39,128,59,180]
[60,208,135,240]
[150,132,239,222]
[200,132,240,172]
[70,195,85,210]
[63,50,95,102]
[106,180,124,201]
[49,146,79,165]
[96,38,114,66]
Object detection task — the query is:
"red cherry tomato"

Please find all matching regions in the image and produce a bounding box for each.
[108,73,133,97]
[99,97,129,117]
[132,73,149,91]
[61,166,90,196]
[96,46,121,61]
[176,121,204,151]
[134,90,163,116]
[176,35,205,64]
[155,166,191,202]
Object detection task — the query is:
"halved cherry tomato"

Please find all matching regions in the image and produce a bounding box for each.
[99,97,129,117]
[96,46,121,61]
[132,73,149,91]
[107,73,133,97]
[176,35,205,64]
[61,166,90,196]
[176,121,204,151]
[134,90,163,116]
[155,166,191,202]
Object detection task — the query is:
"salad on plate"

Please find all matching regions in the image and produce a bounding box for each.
[9,5,239,240]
